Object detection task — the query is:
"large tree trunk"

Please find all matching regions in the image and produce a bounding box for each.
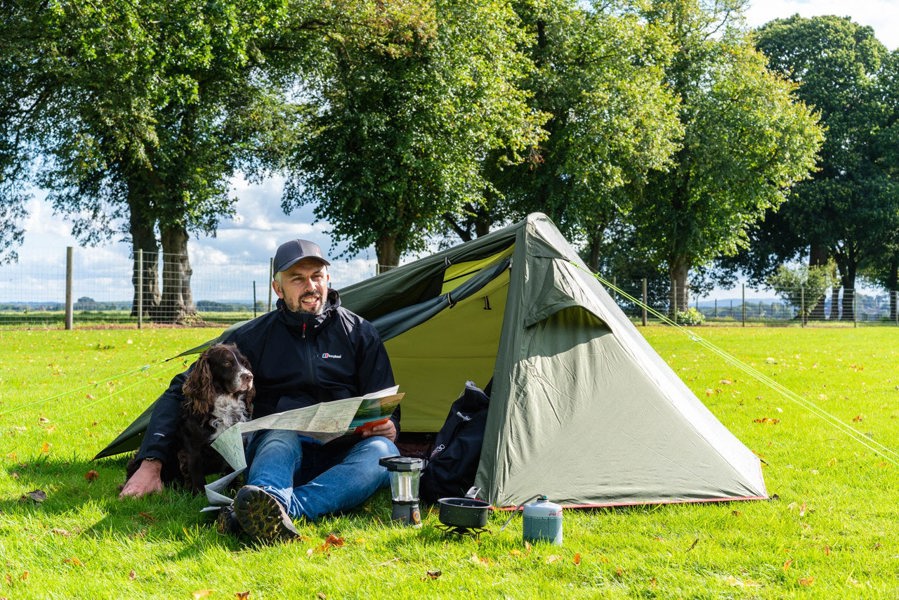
[808,244,829,320]
[668,257,689,317]
[376,234,400,273]
[128,196,160,318]
[158,224,196,323]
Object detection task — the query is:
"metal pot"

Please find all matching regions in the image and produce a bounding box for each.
[437,487,491,529]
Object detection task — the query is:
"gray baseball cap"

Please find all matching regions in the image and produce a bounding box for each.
[273,239,331,273]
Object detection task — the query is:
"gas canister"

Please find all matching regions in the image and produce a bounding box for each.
[522,496,563,545]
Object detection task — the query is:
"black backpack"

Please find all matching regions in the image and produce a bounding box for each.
[419,380,491,504]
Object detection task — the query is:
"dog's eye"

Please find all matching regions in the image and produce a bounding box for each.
[223,361,233,368]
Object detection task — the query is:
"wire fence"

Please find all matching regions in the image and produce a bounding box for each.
[0,246,896,328]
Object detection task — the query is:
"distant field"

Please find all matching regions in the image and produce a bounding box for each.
[0,325,895,598]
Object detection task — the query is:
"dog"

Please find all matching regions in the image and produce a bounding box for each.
[177,342,255,493]
[125,342,255,494]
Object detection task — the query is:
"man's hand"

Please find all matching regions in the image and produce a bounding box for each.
[360,419,397,442]
[119,459,164,498]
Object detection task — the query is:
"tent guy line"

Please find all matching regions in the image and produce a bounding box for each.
[594,272,899,467]
[0,360,172,420]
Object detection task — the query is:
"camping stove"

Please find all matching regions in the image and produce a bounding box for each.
[435,523,490,539]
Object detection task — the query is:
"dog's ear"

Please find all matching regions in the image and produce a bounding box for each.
[182,351,214,415]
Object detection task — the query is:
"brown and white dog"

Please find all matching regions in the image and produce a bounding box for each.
[126,342,255,493]
[177,342,255,493]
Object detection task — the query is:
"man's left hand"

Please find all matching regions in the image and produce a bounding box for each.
[360,419,397,442]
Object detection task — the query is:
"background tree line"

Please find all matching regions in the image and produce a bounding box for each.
[1,0,896,322]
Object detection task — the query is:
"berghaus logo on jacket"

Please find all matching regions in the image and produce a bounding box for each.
[321,352,343,359]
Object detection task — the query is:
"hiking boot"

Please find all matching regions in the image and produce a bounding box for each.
[233,485,300,543]
[214,504,242,536]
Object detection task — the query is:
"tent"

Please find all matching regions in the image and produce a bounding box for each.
[97,213,767,508]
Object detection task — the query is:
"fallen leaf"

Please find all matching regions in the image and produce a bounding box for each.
[317,593,327,600]
[39,417,50,424]
[782,559,793,572]
[63,557,83,567]
[799,503,807,517]
[798,576,814,587]
[20,571,29,581]
[40,442,51,454]
[823,546,831,556]
[129,570,136,580]
[315,534,345,553]
[23,489,47,503]
[614,567,625,578]
[753,417,780,425]
[852,415,864,423]
[85,470,99,482]
[425,570,441,579]
[51,528,71,536]
[685,538,699,552]
[138,512,156,522]
[192,590,213,599]
[573,553,581,565]
[545,555,561,564]
[235,592,250,599]
[719,379,733,385]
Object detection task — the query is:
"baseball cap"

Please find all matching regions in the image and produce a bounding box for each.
[273,239,331,274]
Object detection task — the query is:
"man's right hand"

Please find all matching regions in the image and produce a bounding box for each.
[119,459,164,498]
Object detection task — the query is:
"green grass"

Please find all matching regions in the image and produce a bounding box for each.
[0,326,896,599]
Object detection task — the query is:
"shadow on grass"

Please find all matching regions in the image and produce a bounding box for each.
[0,455,238,546]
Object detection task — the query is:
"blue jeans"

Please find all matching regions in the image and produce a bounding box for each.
[244,429,398,521]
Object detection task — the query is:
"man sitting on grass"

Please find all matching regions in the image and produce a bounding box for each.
[120,238,399,543]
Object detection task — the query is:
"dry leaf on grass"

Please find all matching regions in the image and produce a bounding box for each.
[85,470,99,482]
[424,570,441,580]
[22,490,46,503]
[235,591,250,599]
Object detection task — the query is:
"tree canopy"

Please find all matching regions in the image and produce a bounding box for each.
[754,15,899,320]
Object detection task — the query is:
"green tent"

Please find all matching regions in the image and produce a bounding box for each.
[97,213,767,508]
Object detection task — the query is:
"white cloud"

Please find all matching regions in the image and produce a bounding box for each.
[745,0,899,50]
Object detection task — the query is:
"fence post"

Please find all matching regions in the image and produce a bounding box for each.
[853,288,857,328]
[741,284,746,327]
[137,250,143,329]
[253,281,258,318]
[642,278,647,326]
[800,285,805,327]
[65,247,74,330]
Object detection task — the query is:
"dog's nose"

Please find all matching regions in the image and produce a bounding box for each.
[241,371,253,385]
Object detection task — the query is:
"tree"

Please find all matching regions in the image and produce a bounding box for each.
[478,0,682,261]
[755,15,899,321]
[626,0,823,315]
[281,0,544,268]
[766,262,833,323]
[2,0,299,321]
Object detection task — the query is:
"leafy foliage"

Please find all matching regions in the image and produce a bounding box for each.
[282,0,543,266]
[766,262,834,319]
[754,15,899,320]
[626,0,823,313]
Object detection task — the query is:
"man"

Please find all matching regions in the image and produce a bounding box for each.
[120,239,399,543]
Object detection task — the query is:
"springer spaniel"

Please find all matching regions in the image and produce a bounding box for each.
[177,342,255,493]
[126,342,255,494]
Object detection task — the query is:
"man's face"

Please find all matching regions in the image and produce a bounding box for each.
[273,259,330,314]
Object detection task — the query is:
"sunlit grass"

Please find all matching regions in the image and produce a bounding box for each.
[0,326,896,598]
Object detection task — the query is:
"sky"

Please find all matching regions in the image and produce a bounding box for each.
[5,0,898,303]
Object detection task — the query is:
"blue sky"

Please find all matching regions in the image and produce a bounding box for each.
[7,0,897,302]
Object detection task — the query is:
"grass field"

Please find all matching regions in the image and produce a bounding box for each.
[0,325,896,599]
